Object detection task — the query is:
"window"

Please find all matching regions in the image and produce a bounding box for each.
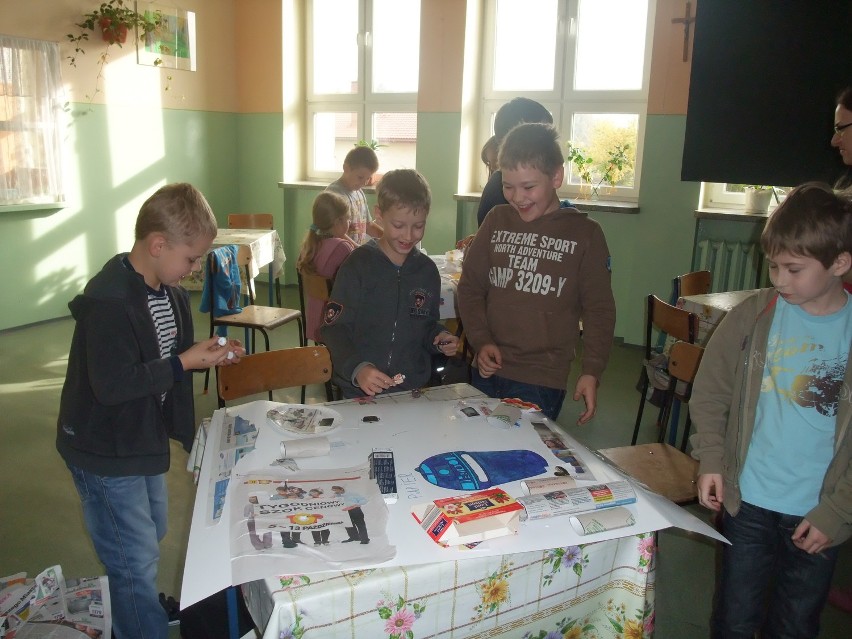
[479,0,654,199]
[307,0,420,180]
[701,183,788,211]
[0,36,64,206]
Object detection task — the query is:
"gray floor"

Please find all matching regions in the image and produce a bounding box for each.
[0,285,849,637]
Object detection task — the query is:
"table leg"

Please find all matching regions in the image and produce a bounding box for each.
[227,586,239,639]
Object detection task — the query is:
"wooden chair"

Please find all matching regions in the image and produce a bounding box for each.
[203,245,304,397]
[659,341,705,452]
[227,213,281,306]
[631,294,698,445]
[217,346,332,408]
[297,270,336,401]
[674,269,712,299]
[599,340,704,504]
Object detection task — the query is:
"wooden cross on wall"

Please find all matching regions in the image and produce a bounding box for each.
[672,1,696,62]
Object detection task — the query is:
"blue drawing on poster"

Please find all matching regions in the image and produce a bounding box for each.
[415,450,548,490]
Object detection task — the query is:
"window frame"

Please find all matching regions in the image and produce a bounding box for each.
[477,0,655,200]
[305,0,420,180]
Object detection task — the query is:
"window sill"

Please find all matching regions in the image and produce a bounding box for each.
[0,201,66,213]
[453,192,639,214]
[278,181,376,194]
[695,207,770,221]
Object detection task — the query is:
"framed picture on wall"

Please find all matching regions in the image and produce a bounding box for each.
[136,2,196,71]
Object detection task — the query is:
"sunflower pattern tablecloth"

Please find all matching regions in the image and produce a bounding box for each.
[242,532,656,639]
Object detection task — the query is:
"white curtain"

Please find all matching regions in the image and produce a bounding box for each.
[0,35,64,205]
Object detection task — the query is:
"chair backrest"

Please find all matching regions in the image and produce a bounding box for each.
[667,341,704,385]
[297,270,334,345]
[645,294,698,356]
[227,213,274,230]
[217,346,332,405]
[300,270,333,302]
[675,270,712,298]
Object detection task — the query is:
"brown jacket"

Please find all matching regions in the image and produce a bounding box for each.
[458,204,615,389]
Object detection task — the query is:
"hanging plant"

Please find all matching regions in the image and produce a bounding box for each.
[66,1,163,103]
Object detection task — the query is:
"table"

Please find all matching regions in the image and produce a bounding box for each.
[182,384,724,638]
[677,289,758,345]
[181,228,286,306]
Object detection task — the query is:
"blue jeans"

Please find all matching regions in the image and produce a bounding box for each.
[67,465,169,639]
[471,369,566,421]
[713,501,839,639]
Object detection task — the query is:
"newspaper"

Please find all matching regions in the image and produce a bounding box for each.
[1,566,110,638]
[517,481,636,522]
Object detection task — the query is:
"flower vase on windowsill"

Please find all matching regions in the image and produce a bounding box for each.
[743,186,773,213]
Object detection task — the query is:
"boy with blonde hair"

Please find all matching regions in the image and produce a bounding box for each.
[321,169,458,397]
[691,182,852,638]
[458,123,615,422]
[57,183,243,639]
[326,145,383,244]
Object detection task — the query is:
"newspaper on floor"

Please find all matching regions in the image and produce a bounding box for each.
[0,565,110,638]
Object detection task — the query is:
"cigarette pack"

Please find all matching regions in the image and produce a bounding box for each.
[411,487,522,547]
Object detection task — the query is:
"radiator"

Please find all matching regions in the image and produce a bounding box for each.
[693,239,769,291]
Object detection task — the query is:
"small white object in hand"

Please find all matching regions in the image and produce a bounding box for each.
[227,351,235,360]
[392,373,405,385]
[217,336,227,346]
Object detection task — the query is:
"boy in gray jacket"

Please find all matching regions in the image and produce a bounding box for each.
[320,169,458,397]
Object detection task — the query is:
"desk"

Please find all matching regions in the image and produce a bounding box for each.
[181,228,286,306]
[677,289,758,344]
[182,384,723,637]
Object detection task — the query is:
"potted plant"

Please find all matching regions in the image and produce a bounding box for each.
[67,1,163,65]
[743,185,774,213]
[567,142,632,199]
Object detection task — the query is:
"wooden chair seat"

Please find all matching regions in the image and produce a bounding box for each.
[598,443,698,504]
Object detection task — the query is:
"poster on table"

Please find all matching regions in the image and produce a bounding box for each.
[229,467,395,583]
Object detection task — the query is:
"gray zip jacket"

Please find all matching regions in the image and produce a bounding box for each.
[319,241,447,397]
[690,287,852,546]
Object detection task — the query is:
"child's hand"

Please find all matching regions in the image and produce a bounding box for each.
[697,474,724,512]
[218,339,247,366]
[476,344,502,378]
[178,336,233,370]
[355,365,393,396]
[792,519,832,555]
[573,374,598,424]
[456,234,475,251]
[434,332,459,356]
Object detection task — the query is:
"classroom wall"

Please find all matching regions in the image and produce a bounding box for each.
[1,0,702,345]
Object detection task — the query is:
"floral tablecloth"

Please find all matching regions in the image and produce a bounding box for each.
[242,533,656,639]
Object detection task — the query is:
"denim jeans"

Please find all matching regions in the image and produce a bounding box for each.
[471,369,567,421]
[67,465,169,639]
[713,501,839,639]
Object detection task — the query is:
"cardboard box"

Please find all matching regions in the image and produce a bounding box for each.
[411,487,522,547]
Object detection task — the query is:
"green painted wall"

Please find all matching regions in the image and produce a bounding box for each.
[3,104,701,348]
[0,105,239,331]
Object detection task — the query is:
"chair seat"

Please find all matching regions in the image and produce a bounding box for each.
[598,443,699,504]
[215,306,302,331]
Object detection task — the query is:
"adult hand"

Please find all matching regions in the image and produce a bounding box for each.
[476,344,502,378]
[792,519,832,555]
[573,374,598,424]
[697,474,724,512]
[355,365,393,396]
[434,332,459,356]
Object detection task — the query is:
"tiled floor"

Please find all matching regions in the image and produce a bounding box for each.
[0,285,848,637]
